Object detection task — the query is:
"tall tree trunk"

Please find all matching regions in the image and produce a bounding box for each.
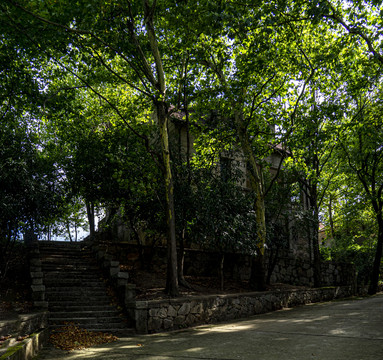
[143,1,179,297]
[368,215,383,295]
[328,195,335,239]
[219,252,225,291]
[177,235,186,285]
[312,207,322,288]
[86,201,95,239]
[66,220,73,242]
[266,246,280,285]
[234,110,267,290]
[311,185,322,288]
[74,223,78,242]
[177,228,192,288]
[157,101,179,297]
[249,254,266,291]
[129,217,146,269]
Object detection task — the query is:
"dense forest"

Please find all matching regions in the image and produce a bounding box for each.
[1,0,383,296]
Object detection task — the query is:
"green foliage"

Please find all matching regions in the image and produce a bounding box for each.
[2,0,383,292]
[321,243,375,286]
[189,169,257,254]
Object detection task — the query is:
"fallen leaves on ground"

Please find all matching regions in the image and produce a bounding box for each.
[16,335,29,341]
[50,323,118,351]
[0,334,12,346]
[0,335,12,342]
[0,299,33,314]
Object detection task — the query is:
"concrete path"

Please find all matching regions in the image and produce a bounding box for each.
[33,293,383,360]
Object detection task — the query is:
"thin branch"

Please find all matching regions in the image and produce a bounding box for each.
[248,73,277,120]
[264,150,286,197]
[5,0,91,35]
[247,75,288,130]
[317,161,339,209]
[124,4,158,88]
[6,0,158,92]
[43,85,88,109]
[84,42,152,98]
[323,9,383,66]
[143,0,165,93]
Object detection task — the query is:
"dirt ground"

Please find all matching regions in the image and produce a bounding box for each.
[129,269,307,300]
[0,281,33,320]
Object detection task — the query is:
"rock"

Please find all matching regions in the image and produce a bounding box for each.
[163,318,173,329]
[185,314,196,325]
[158,307,168,319]
[168,305,177,317]
[30,259,42,266]
[178,303,191,316]
[30,272,43,279]
[32,278,43,285]
[191,303,203,314]
[149,307,167,318]
[174,315,186,325]
[148,317,163,331]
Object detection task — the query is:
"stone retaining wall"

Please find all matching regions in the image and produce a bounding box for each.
[102,243,356,288]
[127,286,354,334]
[28,244,47,309]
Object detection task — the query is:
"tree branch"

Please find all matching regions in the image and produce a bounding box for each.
[143,0,165,94]
[323,3,383,66]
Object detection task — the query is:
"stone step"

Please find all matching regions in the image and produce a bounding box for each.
[39,249,92,257]
[44,279,106,287]
[39,248,91,253]
[39,240,84,246]
[45,287,108,294]
[41,265,99,271]
[43,270,102,277]
[39,249,89,256]
[41,258,95,264]
[38,242,86,251]
[48,300,113,308]
[45,288,108,295]
[49,304,117,312]
[49,317,127,326]
[40,256,93,262]
[49,310,121,319]
[41,256,95,262]
[41,256,96,264]
[46,294,111,302]
[37,241,132,336]
[43,272,103,279]
[45,286,109,297]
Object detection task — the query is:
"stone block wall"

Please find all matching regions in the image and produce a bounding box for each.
[102,243,356,288]
[28,244,47,309]
[127,286,354,334]
[87,241,136,309]
[268,256,356,288]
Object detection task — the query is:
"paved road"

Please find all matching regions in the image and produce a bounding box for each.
[34,293,383,360]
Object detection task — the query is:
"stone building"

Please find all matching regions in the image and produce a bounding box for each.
[102,109,314,263]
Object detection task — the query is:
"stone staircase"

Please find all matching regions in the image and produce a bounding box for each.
[39,241,134,336]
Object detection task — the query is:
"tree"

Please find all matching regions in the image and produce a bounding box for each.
[187,0,322,289]
[2,0,206,296]
[339,88,383,294]
[183,157,257,290]
[0,33,66,280]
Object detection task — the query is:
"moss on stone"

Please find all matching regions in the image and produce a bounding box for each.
[0,342,25,359]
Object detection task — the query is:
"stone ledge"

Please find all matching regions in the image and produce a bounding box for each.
[130,286,355,334]
[0,329,49,360]
[0,313,48,338]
